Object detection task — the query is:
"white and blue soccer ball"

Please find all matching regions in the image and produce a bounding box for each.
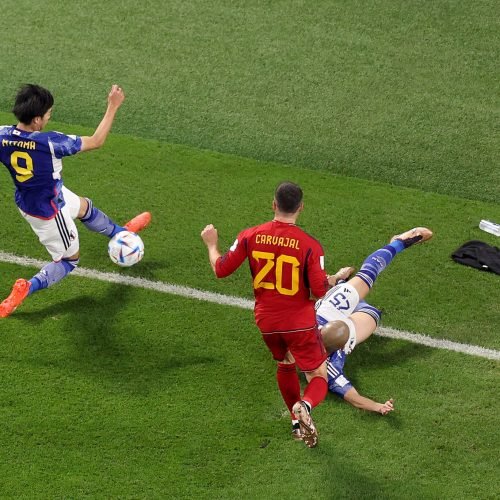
[108,230,144,267]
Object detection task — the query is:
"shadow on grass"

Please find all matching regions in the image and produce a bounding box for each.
[344,335,433,384]
[318,439,414,499]
[317,335,433,433]
[15,285,217,394]
[126,259,170,279]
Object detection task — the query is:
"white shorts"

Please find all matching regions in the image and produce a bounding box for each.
[315,282,361,324]
[19,186,81,261]
[315,282,360,354]
[315,282,360,336]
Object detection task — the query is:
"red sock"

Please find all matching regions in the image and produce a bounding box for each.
[303,376,328,409]
[276,362,301,414]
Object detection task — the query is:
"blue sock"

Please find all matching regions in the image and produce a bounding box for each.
[355,241,404,289]
[355,301,383,325]
[28,258,79,295]
[80,198,124,238]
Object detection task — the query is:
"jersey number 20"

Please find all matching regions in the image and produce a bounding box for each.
[252,251,300,296]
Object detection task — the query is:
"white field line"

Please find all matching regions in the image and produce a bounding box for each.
[1,251,499,361]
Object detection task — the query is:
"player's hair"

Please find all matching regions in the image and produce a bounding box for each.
[12,84,54,124]
[274,181,303,213]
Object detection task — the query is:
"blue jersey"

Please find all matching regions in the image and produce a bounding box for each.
[326,349,353,398]
[0,125,82,219]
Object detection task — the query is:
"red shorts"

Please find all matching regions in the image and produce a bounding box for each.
[261,327,327,372]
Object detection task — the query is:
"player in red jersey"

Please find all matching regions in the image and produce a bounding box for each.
[201,181,334,448]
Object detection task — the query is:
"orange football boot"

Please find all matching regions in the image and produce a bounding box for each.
[124,212,152,234]
[0,279,31,318]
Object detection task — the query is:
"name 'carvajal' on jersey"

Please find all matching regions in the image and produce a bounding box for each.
[255,233,300,249]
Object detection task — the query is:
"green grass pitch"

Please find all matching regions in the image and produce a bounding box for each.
[0,0,499,498]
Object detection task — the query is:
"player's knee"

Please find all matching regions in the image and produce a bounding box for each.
[66,249,80,261]
[304,362,327,381]
[78,197,92,219]
[62,256,79,273]
[281,351,295,364]
[277,362,296,375]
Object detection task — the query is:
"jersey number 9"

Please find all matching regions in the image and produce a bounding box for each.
[11,152,34,183]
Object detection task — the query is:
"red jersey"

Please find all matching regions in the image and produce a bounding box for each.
[215,220,329,333]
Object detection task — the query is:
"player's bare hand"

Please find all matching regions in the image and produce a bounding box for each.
[327,266,356,287]
[378,398,394,415]
[201,224,218,246]
[108,84,125,109]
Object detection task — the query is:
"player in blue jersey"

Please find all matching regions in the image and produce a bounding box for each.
[290,227,432,438]
[320,228,433,407]
[0,84,151,317]
[323,300,395,415]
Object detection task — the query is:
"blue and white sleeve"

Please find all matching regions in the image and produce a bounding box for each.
[327,353,354,398]
[328,373,354,398]
[48,132,82,158]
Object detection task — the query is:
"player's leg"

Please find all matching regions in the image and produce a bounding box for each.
[346,227,433,300]
[302,362,328,400]
[74,189,151,237]
[25,202,81,296]
[27,257,80,296]
[275,350,303,441]
[293,361,327,448]
[318,228,431,351]
[350,301,382,345]
[287,329,329,448]
[77,195,124,237]
[0,206,80,317]
[262,334,302,437]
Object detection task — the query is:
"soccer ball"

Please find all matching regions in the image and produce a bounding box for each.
[108,231,144,267]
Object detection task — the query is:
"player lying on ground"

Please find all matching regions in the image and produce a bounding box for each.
[324,294,395,416]
[0,84,151,317]
[290,227,433,439]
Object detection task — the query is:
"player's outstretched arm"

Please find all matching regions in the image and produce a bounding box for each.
[201,224,222,274]
[343,387,394,415]
[80,85,125,152]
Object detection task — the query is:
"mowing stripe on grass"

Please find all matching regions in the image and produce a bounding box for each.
[1,251,499,361]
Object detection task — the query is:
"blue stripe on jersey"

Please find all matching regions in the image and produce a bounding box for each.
[316,314,328,327]
[326,349,353,398]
